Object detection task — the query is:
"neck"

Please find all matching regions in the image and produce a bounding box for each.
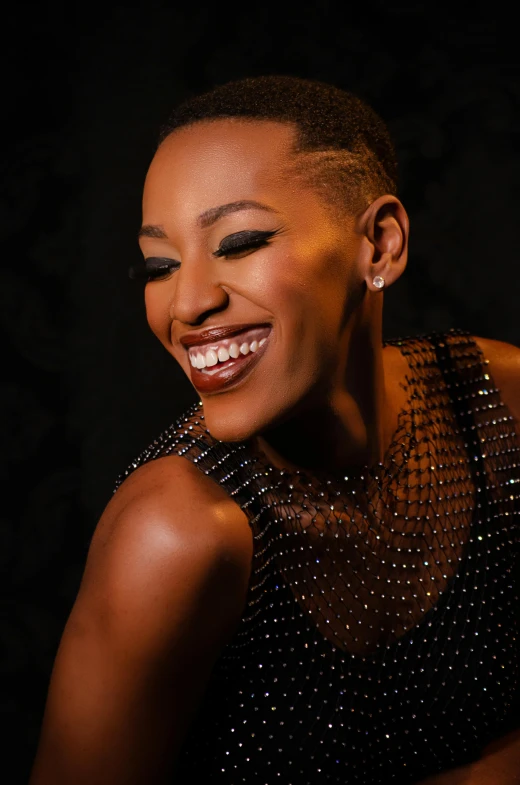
[255,297,404,475]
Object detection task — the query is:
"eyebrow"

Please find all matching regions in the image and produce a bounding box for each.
[138,200,278,239]
[197,200,279,229]
[138,224,168,239]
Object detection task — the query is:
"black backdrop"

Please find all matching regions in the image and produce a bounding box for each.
[2,3,519,782]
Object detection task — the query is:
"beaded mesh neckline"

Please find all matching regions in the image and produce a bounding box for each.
[225,334,474,658]
[117,331,520,784]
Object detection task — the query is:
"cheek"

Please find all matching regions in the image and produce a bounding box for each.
[277,251,360,380]
[250,266,342,400]
[267,246,353,336]
[144,285,172,345]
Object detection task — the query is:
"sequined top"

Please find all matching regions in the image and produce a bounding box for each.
[117,331,519,784]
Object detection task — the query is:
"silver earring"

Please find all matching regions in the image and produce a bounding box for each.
[372,275,385,290]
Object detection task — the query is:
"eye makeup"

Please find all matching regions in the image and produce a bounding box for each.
[128,257,180,281]
[129,227,282,281]
[213,228,281,258]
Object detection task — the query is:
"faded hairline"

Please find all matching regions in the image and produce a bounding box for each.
[161,117,392,217]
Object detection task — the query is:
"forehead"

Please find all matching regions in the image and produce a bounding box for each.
[143,120,299,221]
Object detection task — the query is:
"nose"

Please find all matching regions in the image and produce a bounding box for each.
[170,260,229,326]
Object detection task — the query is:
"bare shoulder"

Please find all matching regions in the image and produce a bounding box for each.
[29,456,253,784]
[83,454,254,639]
[66,452,254,681]
[473,336,520,424]
[93,453,252,575]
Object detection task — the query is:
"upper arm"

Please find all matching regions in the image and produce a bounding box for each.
[474,336,520,424]
[30,456,252,785]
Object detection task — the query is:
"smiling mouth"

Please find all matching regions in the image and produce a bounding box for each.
[186,326,271,394]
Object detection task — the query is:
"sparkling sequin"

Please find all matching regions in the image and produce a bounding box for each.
[116,331,519,783]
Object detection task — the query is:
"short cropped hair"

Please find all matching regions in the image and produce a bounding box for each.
[160,75,398,214]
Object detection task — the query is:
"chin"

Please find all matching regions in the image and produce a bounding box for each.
[197,362,319,444]
[201,400,266,443]
[200,381,312,445]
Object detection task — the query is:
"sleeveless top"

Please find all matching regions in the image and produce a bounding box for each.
[117,331,520,784]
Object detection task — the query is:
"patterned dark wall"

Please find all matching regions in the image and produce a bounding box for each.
[2,4,518,781]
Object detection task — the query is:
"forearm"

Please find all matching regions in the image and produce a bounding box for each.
[413,729,520,785]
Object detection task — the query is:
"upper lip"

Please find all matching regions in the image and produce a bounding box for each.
[179,323,271,348]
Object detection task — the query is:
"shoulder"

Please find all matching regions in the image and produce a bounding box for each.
[30,455,253,781]
[78,454,253,653]
[97,454,252,579]
[473,336,520,424]
[102,453,251,556]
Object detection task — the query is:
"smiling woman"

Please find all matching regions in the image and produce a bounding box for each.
[136,113,404,448]
[30,76,520,785]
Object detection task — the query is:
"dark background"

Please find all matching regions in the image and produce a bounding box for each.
[2,3,519,782]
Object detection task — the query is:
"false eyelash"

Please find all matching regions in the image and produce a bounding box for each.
[213,229,280,257]
[128,258,180,281]
[129,228,281,280]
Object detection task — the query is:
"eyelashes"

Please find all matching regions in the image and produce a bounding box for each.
[213,229,279,258]
[129,228,281,282]
[128,257,180,281]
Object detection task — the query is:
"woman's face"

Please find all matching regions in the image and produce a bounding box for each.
[140,120,365,441]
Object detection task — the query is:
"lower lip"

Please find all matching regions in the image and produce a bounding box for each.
[188,339,270,394]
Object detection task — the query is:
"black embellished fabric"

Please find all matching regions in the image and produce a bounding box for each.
[117,331,519,784]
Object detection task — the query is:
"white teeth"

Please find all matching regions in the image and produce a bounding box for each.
[205,349,218,367]
[190,333,269,370]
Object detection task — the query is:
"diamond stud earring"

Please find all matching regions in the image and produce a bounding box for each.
[372,275,385,290]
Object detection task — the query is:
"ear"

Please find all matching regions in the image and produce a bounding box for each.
[357,195,409,293]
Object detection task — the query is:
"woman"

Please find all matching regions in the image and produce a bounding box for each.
[30,76,519,784]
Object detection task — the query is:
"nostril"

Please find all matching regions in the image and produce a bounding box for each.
[173,283,229,326]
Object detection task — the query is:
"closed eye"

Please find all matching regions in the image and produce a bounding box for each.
[213,229,281,259]
[129,228,282,280]
[128,257,180,281]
